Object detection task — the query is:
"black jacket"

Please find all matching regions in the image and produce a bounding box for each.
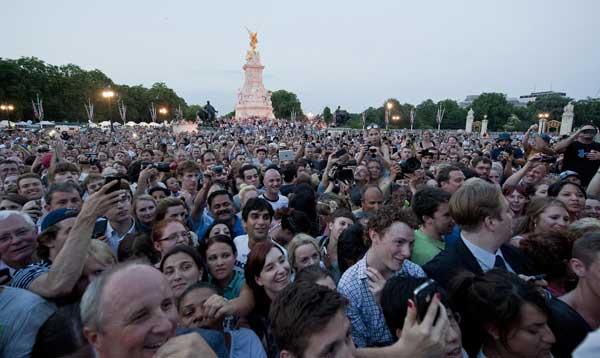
[423,237,535,290]
[423,237,535,358]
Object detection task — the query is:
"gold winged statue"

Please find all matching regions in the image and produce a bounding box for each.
[246,27,258,51]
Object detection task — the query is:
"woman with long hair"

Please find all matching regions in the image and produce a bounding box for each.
[132,195,157,233]
[244,241,291,358]
[512,197,570,246]
[451,269,556,357]
[160,244,205,300]
[548,181,587,221]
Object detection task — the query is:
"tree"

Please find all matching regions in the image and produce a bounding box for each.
[471,93,512,131]
[271,90,303,119]
[574,98,600,127]
[0,57,190,123]
[323,106,332,124]
[415,99,438,129]
[529,94,572,122]
[437,99,466,130]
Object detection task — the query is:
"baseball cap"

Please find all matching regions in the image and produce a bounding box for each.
[41,208,79,232]
[559,170,580,181]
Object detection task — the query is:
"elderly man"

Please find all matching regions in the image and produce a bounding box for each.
[81,263,225,358]
[0,211,38,280]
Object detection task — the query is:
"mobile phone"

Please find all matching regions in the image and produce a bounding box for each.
[279,150,294,162]
[413,279,441,323]
[104,176,121,194]
[334,148,347,158]
[0,268,10,283]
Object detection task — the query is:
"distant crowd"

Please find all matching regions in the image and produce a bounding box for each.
[1,118,600,357]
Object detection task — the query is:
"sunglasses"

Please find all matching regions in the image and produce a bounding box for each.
[582,129,597,135]
[366,124,380,130]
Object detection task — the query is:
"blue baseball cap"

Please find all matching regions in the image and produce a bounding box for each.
[41,208,79,232]
[559,170,580,182]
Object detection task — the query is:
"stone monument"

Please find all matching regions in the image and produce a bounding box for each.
[465,108,474,133]
[481,116,488,136]
[560,102,575,135]
[234,30,275,121]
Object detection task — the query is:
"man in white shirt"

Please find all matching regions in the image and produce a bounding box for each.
[233,198,274,272]
[259,167,288,211]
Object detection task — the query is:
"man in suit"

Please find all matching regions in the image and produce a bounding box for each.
[424,178,535,357]
[424,178,534,288]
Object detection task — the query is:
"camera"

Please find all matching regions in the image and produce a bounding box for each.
[155,162,171,172]
[538,155,557,164]
[213,165,224,174]
[141,162,171,172]
[332,160,357,182]
[396,158,421,179]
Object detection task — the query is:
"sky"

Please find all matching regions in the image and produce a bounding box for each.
[3,0,600,114]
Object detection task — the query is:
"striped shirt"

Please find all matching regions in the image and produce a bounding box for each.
[10,260,52,289]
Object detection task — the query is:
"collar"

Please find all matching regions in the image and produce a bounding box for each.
[416,229,445,250]
[357,254,369,280]
[461,234,512,272]
[106,219,136,239]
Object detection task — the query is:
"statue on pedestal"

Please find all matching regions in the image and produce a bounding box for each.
[560,102,575,135]
[466,108,475,133]
[235,29,275,121]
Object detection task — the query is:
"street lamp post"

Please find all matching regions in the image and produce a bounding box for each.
[102,88,115,132]
[386,102,393,130]
[0,104,15,129]
[159,107,168,124]
[392,115,400,128]
[537,112,550,134]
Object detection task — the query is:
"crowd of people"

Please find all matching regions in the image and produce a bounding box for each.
[1,117,600,357]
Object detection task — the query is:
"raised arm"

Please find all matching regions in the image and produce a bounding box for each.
[502,154,542,189]
[28,181,123,298]
[554,127,583,153]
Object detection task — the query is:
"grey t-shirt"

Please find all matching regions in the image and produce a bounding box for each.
[0,286,56,358]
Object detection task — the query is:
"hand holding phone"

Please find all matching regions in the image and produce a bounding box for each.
[414,279,441,323]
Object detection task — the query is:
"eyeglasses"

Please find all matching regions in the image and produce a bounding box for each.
[158,230,191,243]
[366,124,380,130]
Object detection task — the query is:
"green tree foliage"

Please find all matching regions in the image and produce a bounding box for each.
[437,99,465,130]
[415,99,438,129]
[574,98,600,127]
[529,93,572,122]
[271,90,303,119]
[471,93,512,131]
[323,106,332,123]
[0,57,194,123]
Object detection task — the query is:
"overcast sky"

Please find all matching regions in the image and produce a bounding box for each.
[3,0,599,114]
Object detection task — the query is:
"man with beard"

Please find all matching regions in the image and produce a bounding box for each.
[196,190,245,240]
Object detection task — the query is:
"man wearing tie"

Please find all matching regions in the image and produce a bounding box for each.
[424,178,534,288]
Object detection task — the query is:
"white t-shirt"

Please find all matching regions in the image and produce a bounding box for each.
[259,193,288,211]
[233,235,288,273]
